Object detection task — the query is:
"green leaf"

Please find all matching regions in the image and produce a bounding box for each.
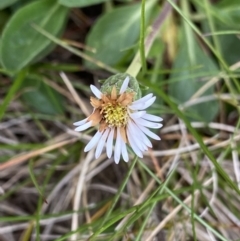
[0,0,68,72]
[0,11,9,32]
[0,0,19,10]
[21,75,64,115]
[213,1,240,65]
[169,32,219,123]
[84,1,155,68]
[59,0,109,8]
[0,70,27,121]
[217,0,239,10]
[217,33,240,65]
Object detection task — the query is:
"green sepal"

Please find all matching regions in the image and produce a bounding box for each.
[139,82,149,91]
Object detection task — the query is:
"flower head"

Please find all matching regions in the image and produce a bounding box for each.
[74,74,163,164]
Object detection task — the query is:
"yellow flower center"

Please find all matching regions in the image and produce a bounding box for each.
[102,103,128,127]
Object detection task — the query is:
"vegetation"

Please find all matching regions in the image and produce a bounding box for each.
[0,0,240,240]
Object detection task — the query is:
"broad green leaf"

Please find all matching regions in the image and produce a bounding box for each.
[217,0,239,9]
[169,32,219,123]
[59,0,109,8]
[84,1,156,68]
[216,0,240,28]
[216,33,240,65]
[0,12,9,32]
[0,0,19,10]
[0,0,68,72]
[21,75,64,115]
[213,1,240,65]
[147,38,165,106]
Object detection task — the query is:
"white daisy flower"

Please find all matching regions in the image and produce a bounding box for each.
[74,76,163,164]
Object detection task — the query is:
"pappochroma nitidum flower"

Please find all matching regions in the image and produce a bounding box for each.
[74,74,162,164]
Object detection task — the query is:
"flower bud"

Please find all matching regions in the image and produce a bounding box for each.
[100,73,141,100]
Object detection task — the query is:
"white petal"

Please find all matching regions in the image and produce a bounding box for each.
[73,118,88,126]
[137,125,161,140]
[119,76,129,94]
[129,111,146,119]
[130,96,156,111]
[119,134,129,162]
[143,136,152,148]
[114,128,121,164]
[75,121,92,132]
[139,96,156,110]
[121,140,129,162]
[90,85,102,99]
[106,128,114,158]
[84,131,103,152]
[142,113,163,122]
[129,103,145,110]
[127,121,147,152]
[132,93,153,105]
[127,128,143,158]
[134,118,162,129]
[132,122,152,148]
[95,129,110,159]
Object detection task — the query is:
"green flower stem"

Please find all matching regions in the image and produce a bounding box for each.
[202,0,221,61]
[139,0,147,73]
[126,0,176,78]
[89,155,138,240]
[182,0,196,64]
